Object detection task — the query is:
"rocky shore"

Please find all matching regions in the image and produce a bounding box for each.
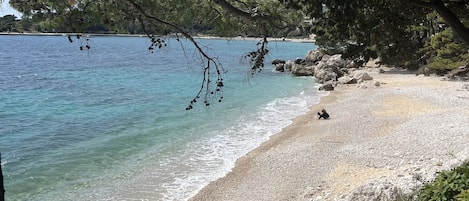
[272,49,469,92]
[190,64,469,200]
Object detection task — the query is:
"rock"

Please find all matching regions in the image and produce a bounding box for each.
[326,54,347,69]
[319,83,334,91]
[373,81,381,87]
[315,69,337,83]
[275,63,285,72]
[305,49,325,63]
[292,64,314,76]
[284,60,294,72]
[353,71,373,82]
[294,58,306,64]
[338,76,357,84]
[272,59,286,65]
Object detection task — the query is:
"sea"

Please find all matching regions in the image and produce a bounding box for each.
[0,35,324,201]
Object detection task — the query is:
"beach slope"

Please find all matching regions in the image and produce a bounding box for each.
[190,68,469,201]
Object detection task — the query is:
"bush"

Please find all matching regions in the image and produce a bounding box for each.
[456,189,469,201]
[425,28,469,71]
[420,162,469,201]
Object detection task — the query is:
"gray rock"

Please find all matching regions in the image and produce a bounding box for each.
[272,59,286,65]
[353,71,373,82]
[284,60,294,72]
[305,49,325,63]
[275,64,285,72]
[338,76,357,84]
[326,54,347,69]
[319,83,334,91]
[292,64,314,76]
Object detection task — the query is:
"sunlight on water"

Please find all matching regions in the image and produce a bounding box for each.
[0,35,319,201]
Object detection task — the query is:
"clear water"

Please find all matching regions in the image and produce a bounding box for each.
[0,35,323,201]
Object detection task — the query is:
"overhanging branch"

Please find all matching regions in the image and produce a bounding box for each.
[123,0,225,110]
[213,0,270,22]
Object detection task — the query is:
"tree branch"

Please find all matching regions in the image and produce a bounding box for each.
[212,0,270,22]
[123,0,225,109]
[408,0,469,45]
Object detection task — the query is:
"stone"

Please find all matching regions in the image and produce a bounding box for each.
[373,81,381,87]
[271,59,286,65]
[292,64,314,76]
[275,64,285,72]
[305,49,325,63]
[353,71,373,82]
[319,83,334,91]
[284,60,294,72]
[338,76,357,84]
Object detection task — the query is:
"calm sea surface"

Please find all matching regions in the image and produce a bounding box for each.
[0,35,322,201]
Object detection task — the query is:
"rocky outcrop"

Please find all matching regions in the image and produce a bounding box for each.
[273,49,374,91]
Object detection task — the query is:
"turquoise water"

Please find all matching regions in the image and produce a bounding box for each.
[0,35,322,200]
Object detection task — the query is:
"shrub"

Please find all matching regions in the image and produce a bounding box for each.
[425,28,469,72]
[420,162,469,201]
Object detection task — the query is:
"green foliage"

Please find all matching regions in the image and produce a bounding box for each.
[0,15,19,32]
[283,0,469,69]
[420,162,469,201]
[424,28,469,71]
[7,0,300,37]
[6,0,469,72]
[456,189,469,201]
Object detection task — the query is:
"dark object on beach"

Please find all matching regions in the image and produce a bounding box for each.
[1,153,4,201]
[317,109,330,120]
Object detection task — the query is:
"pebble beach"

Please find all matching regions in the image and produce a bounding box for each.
[190,68,469,201]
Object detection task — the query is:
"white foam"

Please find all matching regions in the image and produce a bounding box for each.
[159,87,326,201]
[84,85,328,201]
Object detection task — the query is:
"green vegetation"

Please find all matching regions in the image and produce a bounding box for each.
[1,0,468,104]
[0,15,19,32]
[420,162,469,201]
[2,0,468,73]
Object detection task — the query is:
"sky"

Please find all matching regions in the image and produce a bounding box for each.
[0,0,22,17]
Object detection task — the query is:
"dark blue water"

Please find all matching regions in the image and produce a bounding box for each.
[0,35,321,200]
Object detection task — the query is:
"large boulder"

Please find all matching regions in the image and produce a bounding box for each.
[352,70,373,82]
[338,76,357,84]
[292,64,314,76]
[314,68,337,83]
[305,49,325,63]
[326,54,347,69]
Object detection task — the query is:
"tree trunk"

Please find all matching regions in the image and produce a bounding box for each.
[0,153,4,201]
[430,0,469,45]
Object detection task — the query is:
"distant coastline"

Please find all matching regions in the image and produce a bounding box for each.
[0,31,316,43]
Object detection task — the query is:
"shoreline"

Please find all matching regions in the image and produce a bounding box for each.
[189,68,469,200]
[0,32,315,43]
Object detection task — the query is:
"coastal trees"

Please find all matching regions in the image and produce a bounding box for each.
[8,0,468,70]
[0,15,19,32]
[5,0,469,85]
[283,0,469,69]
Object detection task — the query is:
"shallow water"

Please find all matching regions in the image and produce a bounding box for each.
[0,35,321,200]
